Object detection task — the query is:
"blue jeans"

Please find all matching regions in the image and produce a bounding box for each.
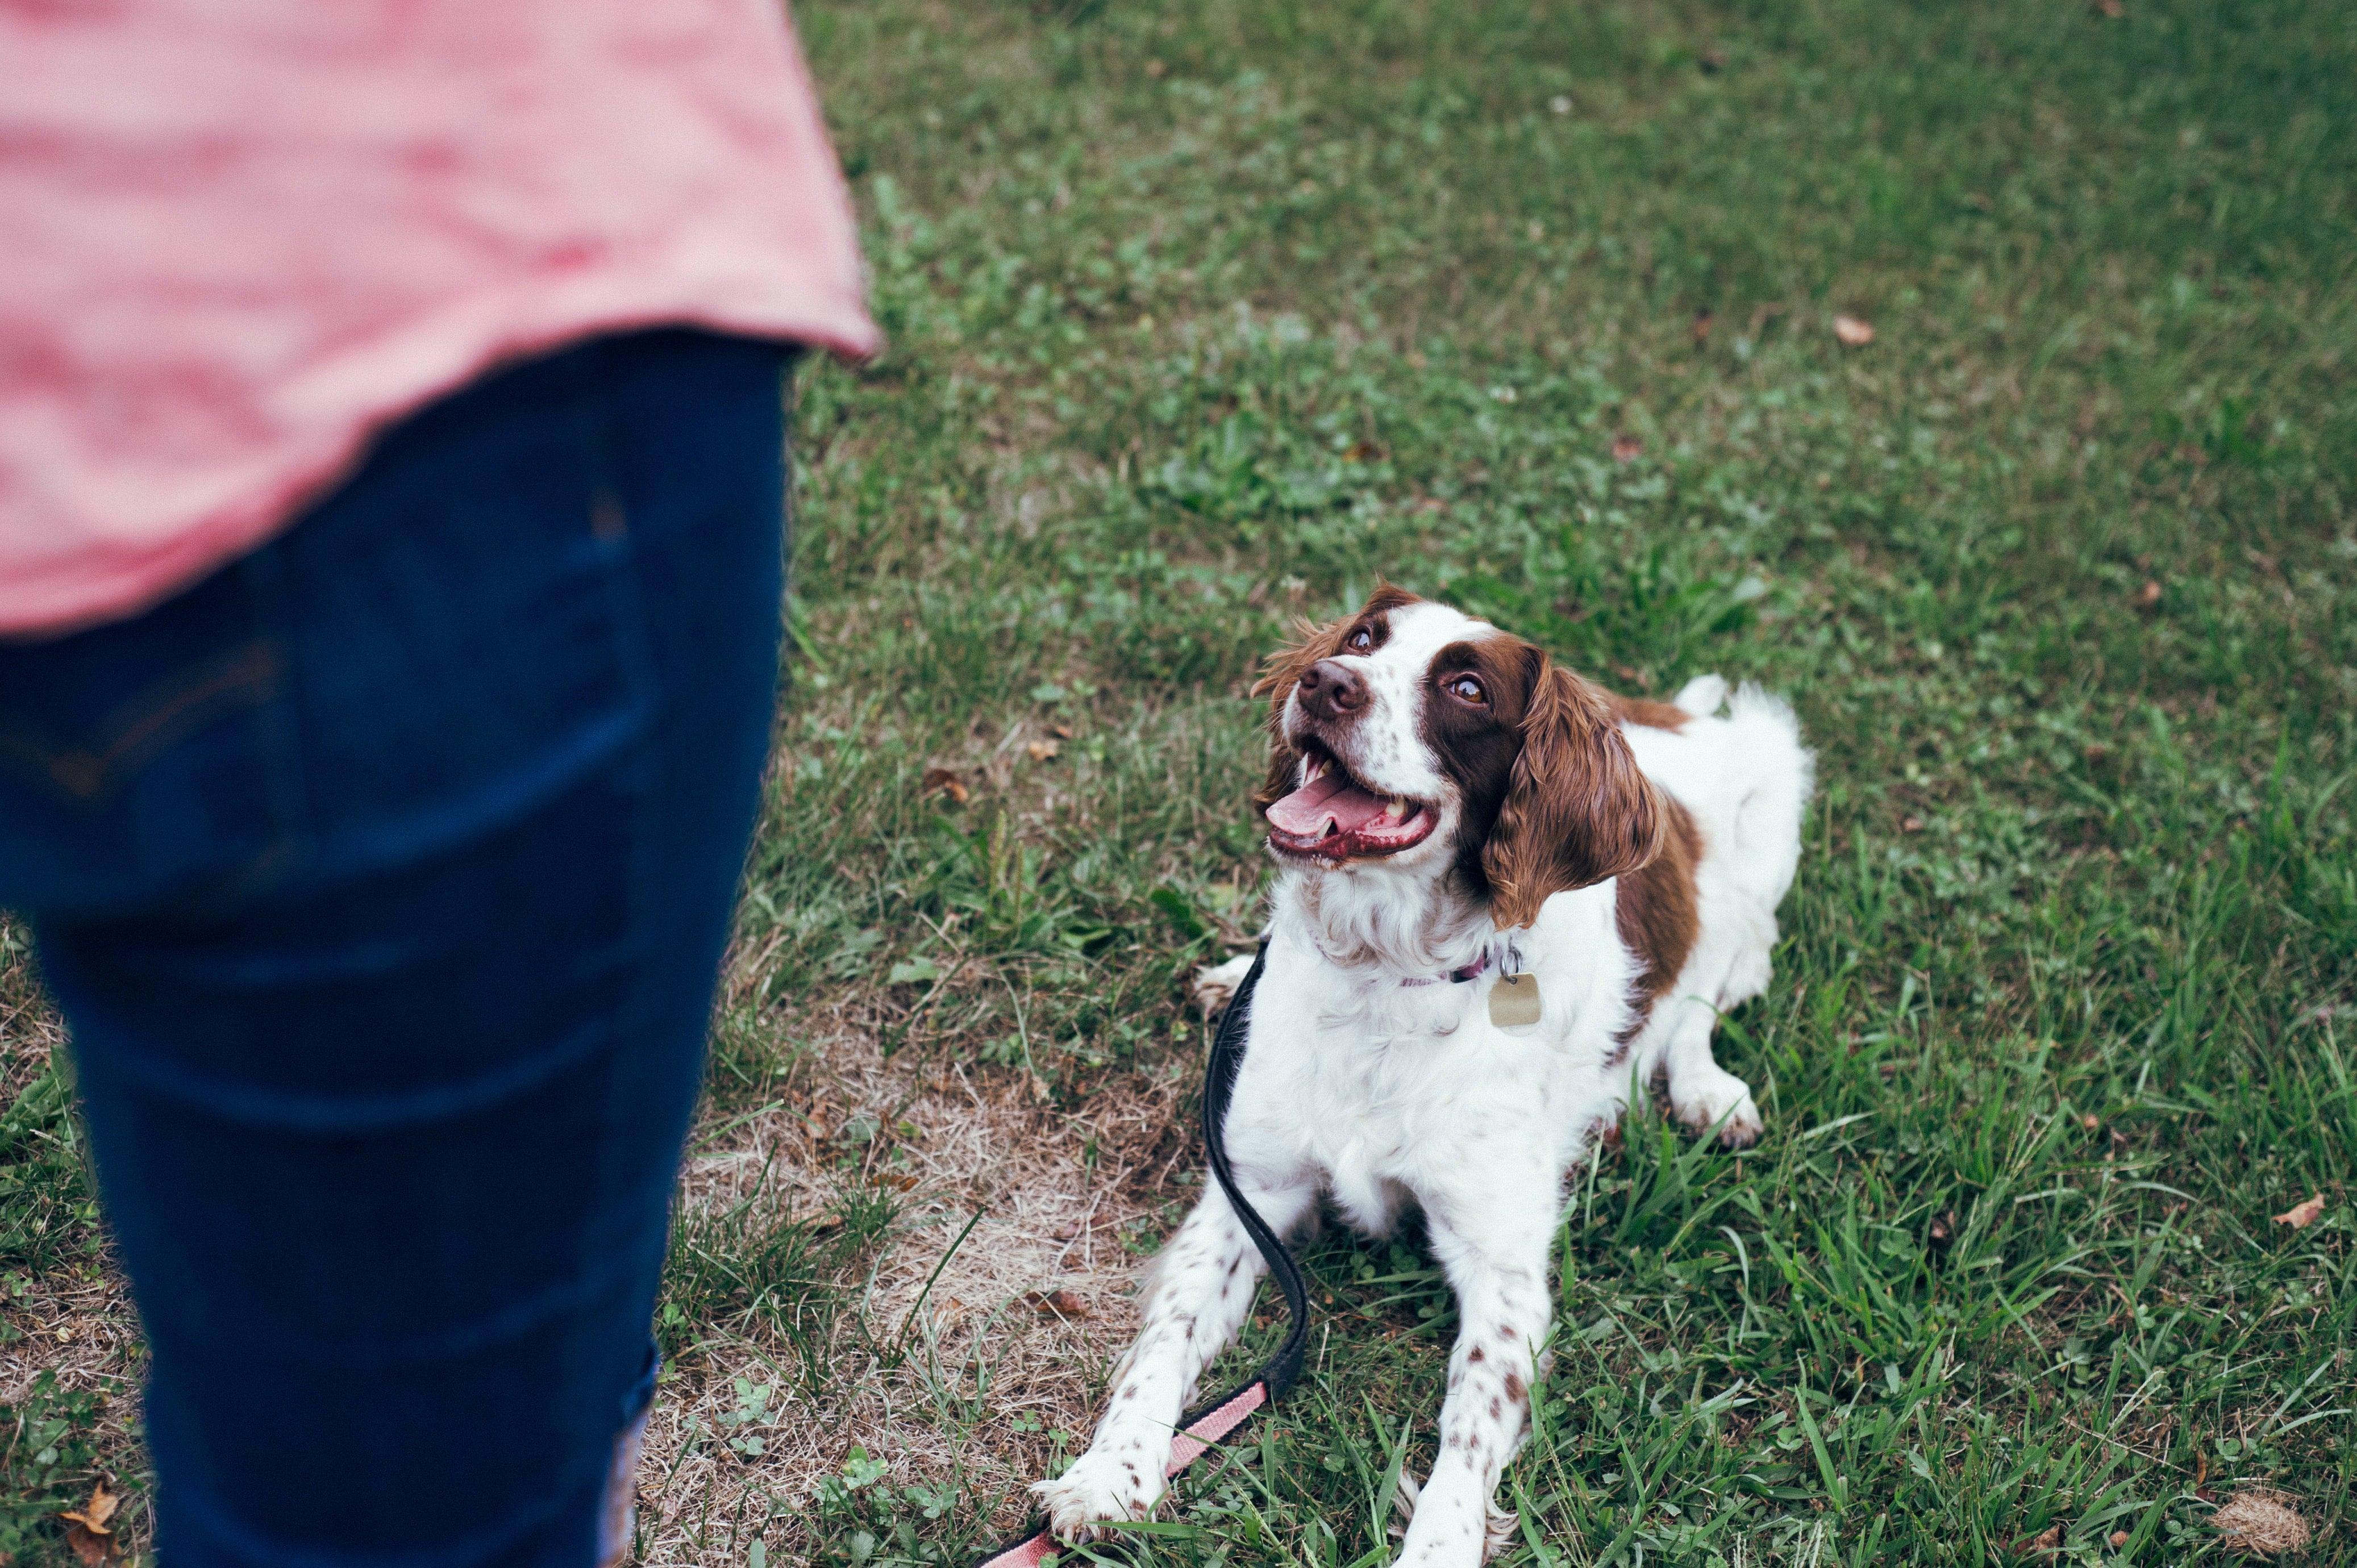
[0,330,794,1566]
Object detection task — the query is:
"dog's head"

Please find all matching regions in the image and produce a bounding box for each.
[1254,587,1664,927]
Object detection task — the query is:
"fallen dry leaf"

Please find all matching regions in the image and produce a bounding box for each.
[1049,721,1075,740]
[2109,1530,2130,1548]
[1691,308,1714,344]
[920,766,969,804]
[2212,1487,2312,1556]
[2273,1193,2326,1229]
[59,1482,120,1536]
[2135,579,2163,608]
[2011,1523,2063,1556]
[59,1483,120,1567]
[1025,739,1061,763]
[2093,0,2123,15]
[1901,815,1925,833]
[1025,1288,1092,1321]
[1832,314,1876,347]
[1611,435,1643,464]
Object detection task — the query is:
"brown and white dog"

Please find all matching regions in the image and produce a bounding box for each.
[1037,587,1813,1565]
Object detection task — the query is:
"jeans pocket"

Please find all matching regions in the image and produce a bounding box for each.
[269,372,660,884]
[0,639,282,802]
[0,566,301,916]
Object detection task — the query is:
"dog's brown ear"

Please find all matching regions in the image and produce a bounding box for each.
[1250,583,1421,810]
[1481,657,1665,927]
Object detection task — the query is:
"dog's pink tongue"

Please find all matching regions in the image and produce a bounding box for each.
[1267,772,1390,837]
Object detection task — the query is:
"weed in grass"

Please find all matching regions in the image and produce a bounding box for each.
[658,1174,897,1378]
[0,1371,133,1566]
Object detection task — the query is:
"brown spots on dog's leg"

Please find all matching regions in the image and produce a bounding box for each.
[1503,1371,1526,1404]
[1467,1345,1485,1363]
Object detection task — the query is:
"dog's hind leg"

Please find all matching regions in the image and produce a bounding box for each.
[1035,1177,1317,1542]
[1659,994,1762,1148]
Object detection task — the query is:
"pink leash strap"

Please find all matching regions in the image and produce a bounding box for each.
[968,945,1300,1567]
[970,1382,1271,1567]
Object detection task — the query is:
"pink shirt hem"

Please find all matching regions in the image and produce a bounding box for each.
[0,0,879,639]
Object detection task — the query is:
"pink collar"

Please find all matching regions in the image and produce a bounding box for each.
[1397,948,1495,987]
[1297,934,1522,989]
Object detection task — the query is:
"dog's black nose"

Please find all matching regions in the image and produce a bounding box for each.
[1297,658,1369,719]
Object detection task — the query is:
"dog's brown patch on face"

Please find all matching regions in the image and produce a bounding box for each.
[1613,796,1701,1039]
[1421,636,1543,890]
[1251,583,1422,812]
[1422,636,1671,922]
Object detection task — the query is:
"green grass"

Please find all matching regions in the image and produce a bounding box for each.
[765,0,2357,1561]
[1,920,139,1563]
[5,0,2355,1562]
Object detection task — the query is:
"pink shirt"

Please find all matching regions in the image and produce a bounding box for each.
[0,0,878,639]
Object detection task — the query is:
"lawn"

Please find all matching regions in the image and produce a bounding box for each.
[5,0,2357,1563]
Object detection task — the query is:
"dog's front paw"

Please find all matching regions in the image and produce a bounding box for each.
[1391,1469,1518,1565]
[1033,1446,1165,1542]
[1190,953,1256,1017]
[1671,1065,1763,1148]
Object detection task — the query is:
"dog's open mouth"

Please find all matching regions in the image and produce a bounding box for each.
[1265,748,1436,860]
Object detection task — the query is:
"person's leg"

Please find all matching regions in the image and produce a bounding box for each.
[0,329,794,1566]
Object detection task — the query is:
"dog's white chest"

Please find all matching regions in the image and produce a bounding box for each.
[1239,990,1566,1235]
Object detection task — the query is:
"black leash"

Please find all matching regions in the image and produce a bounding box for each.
[1188,941,1309,1404]
[971,943,1304,1566]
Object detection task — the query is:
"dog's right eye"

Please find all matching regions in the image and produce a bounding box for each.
[1346,627,1374,652]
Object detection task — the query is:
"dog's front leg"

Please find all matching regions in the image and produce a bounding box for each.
[1394,1185,1556,1567]
[1035,1177,1315,1541]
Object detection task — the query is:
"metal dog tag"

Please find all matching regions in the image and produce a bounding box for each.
[1489,971,1542,1031]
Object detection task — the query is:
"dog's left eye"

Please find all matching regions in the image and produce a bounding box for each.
[1449,675,1487,704]
[1347,627,1375,652]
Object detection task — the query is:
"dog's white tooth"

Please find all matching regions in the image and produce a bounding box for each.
[1386,797,1408,820]
[1306,757,1326,781]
